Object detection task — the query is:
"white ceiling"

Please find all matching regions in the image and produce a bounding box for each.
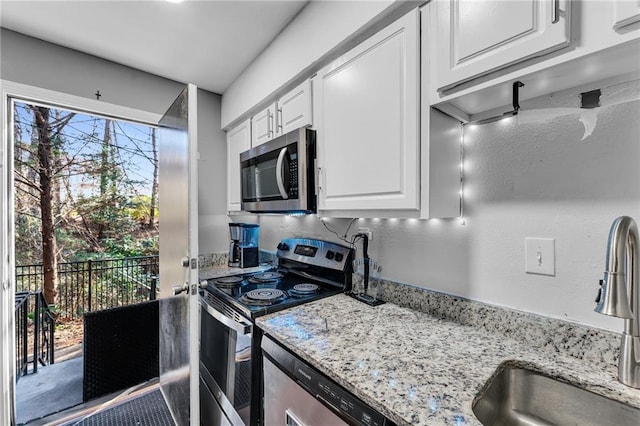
[0,0,309,94]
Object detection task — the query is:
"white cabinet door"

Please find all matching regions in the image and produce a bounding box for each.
[276,79,312,135]
[316,9,420,213]
[435,0,571,92]
[251,103,276,147]
[227,119,251,212]
[252,80,312,146]
[613,0,640,30]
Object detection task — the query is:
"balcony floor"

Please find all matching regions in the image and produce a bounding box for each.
[16,356,83,425]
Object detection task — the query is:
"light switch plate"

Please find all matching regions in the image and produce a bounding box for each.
[525,238,555,276]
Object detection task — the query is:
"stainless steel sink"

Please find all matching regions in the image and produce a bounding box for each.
[472,366,640,426]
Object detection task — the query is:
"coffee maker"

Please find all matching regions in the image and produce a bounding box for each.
[228,223,259,268]
[228,223,241,267]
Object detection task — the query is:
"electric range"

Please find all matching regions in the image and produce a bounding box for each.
[199,238,354,426]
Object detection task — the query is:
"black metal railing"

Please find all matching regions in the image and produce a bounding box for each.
[15,256,159,319]
[15,292,29,379]
[33,291,55,374]
[14,291,55,381]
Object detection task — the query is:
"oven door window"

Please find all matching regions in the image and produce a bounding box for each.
[200,308,252,424]
[241,142,297,202]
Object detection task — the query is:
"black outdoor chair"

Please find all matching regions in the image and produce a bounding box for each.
[82,300,159,401]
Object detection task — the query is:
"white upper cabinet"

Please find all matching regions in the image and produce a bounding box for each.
[251,103,276,147]
[227,119,251,212]
[434,0,571,93]
[315,9,420,214]
[613,0,640,30]
[250,80,313,147]
[277,79,313,135]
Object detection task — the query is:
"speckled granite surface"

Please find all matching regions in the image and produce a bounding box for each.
[198,250,276,279]
[257,294,640,426]
[198,252,228,269]
[198,250,277,269]
[353,275,621,367]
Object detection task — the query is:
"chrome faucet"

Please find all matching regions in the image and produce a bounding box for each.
[595,216,640,388]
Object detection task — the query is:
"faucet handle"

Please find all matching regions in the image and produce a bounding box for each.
[595,279,604,303]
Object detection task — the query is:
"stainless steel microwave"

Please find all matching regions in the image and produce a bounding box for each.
[240,128,316,214]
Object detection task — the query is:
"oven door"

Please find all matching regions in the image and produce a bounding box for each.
[199,295,253,426]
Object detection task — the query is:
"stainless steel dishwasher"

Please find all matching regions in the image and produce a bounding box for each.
[262,336,395,426]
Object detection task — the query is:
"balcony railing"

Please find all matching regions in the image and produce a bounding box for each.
[15,256,159,319]
[15,291,55,380]
[15,292,29,378]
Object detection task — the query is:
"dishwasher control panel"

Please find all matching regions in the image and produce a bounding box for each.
[301,363,386,426]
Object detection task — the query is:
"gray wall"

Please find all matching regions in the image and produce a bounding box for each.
[197,89,230,253]
[1,28,228,253]
[1,29,184,115]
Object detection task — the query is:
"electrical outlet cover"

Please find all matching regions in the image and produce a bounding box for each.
[525,238,555,276]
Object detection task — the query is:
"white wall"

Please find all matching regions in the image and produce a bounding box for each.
[257,78,640,332]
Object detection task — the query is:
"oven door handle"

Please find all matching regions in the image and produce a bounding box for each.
[199,298,252,335]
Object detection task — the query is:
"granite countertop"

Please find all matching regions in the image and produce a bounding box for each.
[257,294,640,426]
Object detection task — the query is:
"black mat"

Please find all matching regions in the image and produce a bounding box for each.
[73,390,174,426]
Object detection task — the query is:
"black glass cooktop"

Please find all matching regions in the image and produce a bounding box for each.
[203,268,344,319]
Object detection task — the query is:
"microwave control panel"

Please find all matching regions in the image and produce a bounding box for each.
[288,154,298,199]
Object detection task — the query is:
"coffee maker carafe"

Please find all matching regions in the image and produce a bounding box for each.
[228,223,260,268]
[228,223,242,267]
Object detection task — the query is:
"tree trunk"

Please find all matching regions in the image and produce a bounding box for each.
[100,119,111,196]
[110,121,118,197]
[97,119,112,240]
[52,110,62,217]
[149,127,158,228]
[33,107,58,305]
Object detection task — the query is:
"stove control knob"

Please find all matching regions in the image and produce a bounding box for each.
[334,252,344,262]
[277,242,290,251]
[325,250,335,260]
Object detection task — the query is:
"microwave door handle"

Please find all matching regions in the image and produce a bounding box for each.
[275,147,289,200]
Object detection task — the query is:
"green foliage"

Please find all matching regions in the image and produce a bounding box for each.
[125,195,158,225]
[14,214,43,265]
[26,304,58,321]
[103,234,159,258]
[56,227,92,262]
